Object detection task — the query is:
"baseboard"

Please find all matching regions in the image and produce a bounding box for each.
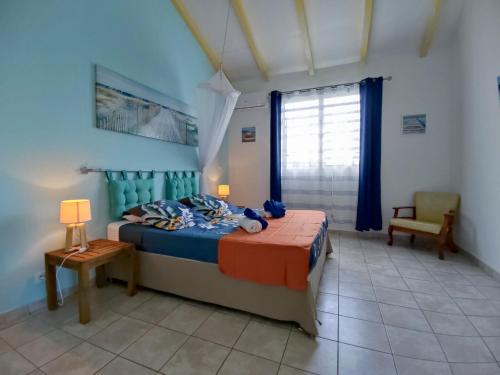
[0,279,95,331]
[455,245,500,283]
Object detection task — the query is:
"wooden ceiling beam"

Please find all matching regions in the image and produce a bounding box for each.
[171,0,222,72]
[231,0,270,81]
[360,0,373,62]
[419,0,443,57]
[294,0,315,76]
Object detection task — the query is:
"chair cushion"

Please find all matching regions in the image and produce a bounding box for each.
[390,218,442,235]
[415,192,459,224]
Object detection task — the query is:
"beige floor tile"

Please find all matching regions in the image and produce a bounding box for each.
[437,335,494,363]
[62,309,122,339]
[0,317,54,348]
[89,284,124,305]
[17,329,82,367]
[450,363,500,375]
[339,343,396,375]
[484,337,500,361]
[41,342,114,375]
[0,351,35,375]
[339,296,382,323]
[386,326,446,362]
[412,293,462,315]
[122,326,188,370]
[161,337,230,375]
[316,311,338,341]
[129,294,181,324]
[394,356,452,375]
[316,292,338,314]
[379,303,431,332]
[469,316,500,336]
[218,350,279,375]
[277,365,315,375]
[282,332,338,375]
[234,320,289,362]
[106,289,155,315]
[423,310,478,336]
[159,303,213,335]
[35,302,78,326]
[0,337,11,355]
[194,311,248,347]
[97,356,156,375]
[374,286,418,309]
[339,316,391,353]
[88,316,152,354]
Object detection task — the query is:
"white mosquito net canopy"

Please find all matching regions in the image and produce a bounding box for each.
[196,70,240,193]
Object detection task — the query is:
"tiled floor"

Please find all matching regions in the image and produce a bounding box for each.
[2,232,500,374]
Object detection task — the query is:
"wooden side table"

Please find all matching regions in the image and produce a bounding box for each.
[45,239,137,324]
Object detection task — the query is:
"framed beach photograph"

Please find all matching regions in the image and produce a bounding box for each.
[402,114,426,135]
[95,65,198,146]
[242,127,256,142]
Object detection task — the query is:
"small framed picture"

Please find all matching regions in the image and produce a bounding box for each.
[402,114,426,135]
[497,77,500,99]
[242,127,256,142]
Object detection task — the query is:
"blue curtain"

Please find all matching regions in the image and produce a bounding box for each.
[356,77,383,231]
[270,91,282,201]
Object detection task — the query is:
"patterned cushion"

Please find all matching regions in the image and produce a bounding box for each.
[188,194,233,218]
[124,200,188,220]
[126,201,195,231]
[390,218,442,235]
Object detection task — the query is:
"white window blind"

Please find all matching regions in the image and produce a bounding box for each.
[281,86,360,229]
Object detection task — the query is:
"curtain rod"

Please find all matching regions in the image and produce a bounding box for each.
[277,76,392,96]
[79,166,197,175]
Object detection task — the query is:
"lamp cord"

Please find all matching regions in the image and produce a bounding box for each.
[56,251,79,306]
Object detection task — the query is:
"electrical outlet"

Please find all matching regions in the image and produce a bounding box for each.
[35,271,45,284]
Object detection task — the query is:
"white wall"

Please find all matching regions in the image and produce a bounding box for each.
[228,48,458,230]
[453,0,500,273]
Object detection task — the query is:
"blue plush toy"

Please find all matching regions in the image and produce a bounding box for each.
[263,200,286,218]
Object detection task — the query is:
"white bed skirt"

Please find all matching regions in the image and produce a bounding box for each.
[108,225,331,335]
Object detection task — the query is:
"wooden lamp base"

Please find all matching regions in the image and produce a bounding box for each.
[65,223,88,252]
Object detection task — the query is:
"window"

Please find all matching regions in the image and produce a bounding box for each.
[281,86,360,229]
[282,89,360,169]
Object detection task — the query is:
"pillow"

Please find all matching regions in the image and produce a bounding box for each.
[123,200,189,223]
[187,194,233,218]
[144,202,195,231]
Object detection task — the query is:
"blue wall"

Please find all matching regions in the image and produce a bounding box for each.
[0,0,213,313]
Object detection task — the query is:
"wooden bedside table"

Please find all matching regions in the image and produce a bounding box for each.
[45,239,137,324]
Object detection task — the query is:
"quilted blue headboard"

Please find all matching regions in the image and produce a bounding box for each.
[105,170,155,220]
[165,171,200,200]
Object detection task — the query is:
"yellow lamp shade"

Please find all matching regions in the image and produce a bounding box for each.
[218,184,230,197]
[60,199,92,224]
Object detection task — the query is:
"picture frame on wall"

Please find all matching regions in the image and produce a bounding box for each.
[242,127,256,142]
[402,114,426,135]
[95,65,198,146]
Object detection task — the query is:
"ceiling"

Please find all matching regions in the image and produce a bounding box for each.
[178,0,464,81]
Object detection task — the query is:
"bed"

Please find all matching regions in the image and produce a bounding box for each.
[106,170,331,335]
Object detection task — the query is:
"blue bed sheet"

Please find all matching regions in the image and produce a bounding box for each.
[119,213,328,270]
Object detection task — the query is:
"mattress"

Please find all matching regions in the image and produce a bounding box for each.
[108,212,327,271]
[117,223,223,263]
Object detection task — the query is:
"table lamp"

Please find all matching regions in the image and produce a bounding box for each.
[60,199,92,252]
[218,184,230,200]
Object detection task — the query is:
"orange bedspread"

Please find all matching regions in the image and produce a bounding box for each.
[218,210,326,291]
